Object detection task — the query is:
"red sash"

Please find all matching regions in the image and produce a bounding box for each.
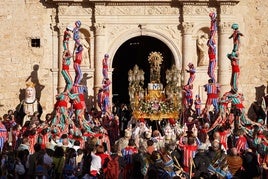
[208,94,218,98]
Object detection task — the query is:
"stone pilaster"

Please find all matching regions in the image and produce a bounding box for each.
[94,23,106,109]
[57,24,65,93]
[182,22,194,85]
[216,2,239,95]
[218,21,233,94]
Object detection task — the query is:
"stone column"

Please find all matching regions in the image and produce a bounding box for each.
[218,21,232,95]
[94,23,106,109]
[182,22,194,85]
[57,24,65,93]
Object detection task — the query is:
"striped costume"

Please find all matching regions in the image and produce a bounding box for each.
[63,28,72,51]
[204,80,220,114]
[207,12,217,83]
[219,130,230,151]
[61,50,73,92]
[102,79,111,114]
[228,55,240,93]
[208,46,217,82]
[102,54,109,79]
[181,144,197,172]
[178,136,198,172]
[0,122,7,152]
[69,92,85,129]
[73,45,83,85]
[121,145,138,178]
[73,20,81,51]
[186,63,196,85]
[226,92,252,125]
[72,85,87,111]
[28,133,38,154]
[236,135,248,154]
[228,23,244,57]
[53,92,70,129]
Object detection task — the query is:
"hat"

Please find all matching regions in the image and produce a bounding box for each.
[168,118,176,125]
[209,12,217,20]
[258,119,264,124]
[73,145,80,151]
[231,23,239,30]
[75,20,81,28]
[67,25,73,31]
[188,62,194,67]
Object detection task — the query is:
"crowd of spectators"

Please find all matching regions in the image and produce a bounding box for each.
[0,100,267,179]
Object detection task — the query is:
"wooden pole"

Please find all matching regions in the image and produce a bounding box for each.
[189,157,192,177]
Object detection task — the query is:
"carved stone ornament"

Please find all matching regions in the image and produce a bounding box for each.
[56,23,65,33]
[58,4,91,16]
[94,23,106,35]
[183,6,215,16]
[220,5,233,15]
[219,21,232,34]
[96,6,178,16]
[157,25,180,43]
[182,22,194,34]
[107,25,130,42]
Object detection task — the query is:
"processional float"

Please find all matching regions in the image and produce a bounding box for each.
[129,52,182,121]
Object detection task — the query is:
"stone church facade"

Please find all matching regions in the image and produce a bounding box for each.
[0,0,267,120]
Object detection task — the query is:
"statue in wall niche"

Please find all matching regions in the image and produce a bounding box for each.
[17,82,43,126]
[197,33,209,66]
[80,32,91,67]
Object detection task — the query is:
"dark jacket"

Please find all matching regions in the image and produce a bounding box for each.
[193,151,210,178]
[242,151,260,178]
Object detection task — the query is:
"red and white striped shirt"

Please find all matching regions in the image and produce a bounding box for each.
[236,135,247,154]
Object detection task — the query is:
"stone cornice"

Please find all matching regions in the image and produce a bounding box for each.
[44,0,174,5]
[44,0,240,7]
[177,0,239,6]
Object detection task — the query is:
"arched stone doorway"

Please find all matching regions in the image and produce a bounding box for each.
[112,36,174,105]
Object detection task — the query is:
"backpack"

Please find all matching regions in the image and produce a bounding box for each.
[15,162,26,175]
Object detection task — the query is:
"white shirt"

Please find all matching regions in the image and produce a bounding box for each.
[90,153,101,173]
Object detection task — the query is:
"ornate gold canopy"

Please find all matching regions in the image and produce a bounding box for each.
[129,52,182,120]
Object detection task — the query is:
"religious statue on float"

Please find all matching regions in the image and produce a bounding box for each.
[130,52,180,120]
[17,81,43,126]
